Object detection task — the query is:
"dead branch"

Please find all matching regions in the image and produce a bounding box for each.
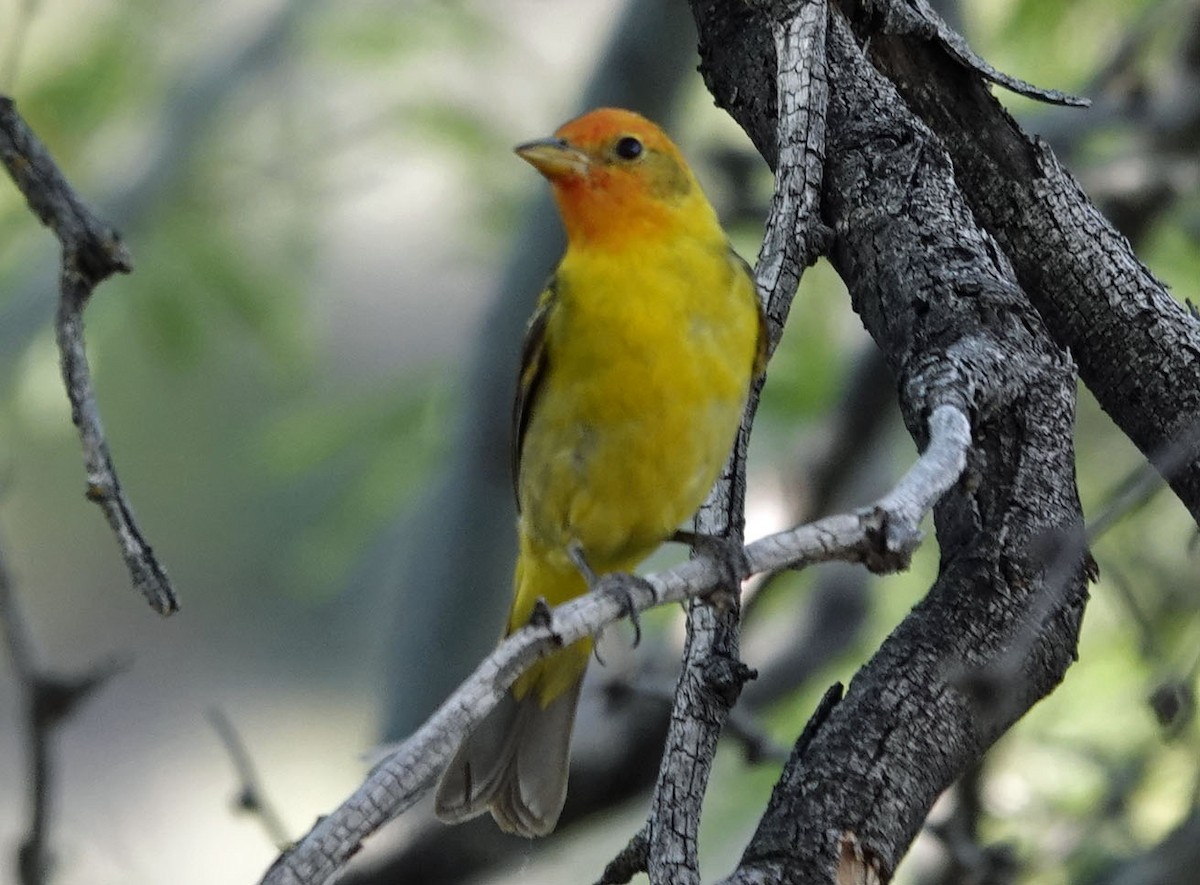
[0,96,178,614]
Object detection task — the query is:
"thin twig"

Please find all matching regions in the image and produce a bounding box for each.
[636,4,834,880]
[596,828,649,885]
[0,534,125,885]
[0,95,178,614]
[0,534,48,885]
[258,404,971,885]
[209,708,292,850]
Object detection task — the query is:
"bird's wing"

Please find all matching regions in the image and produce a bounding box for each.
[511,276,558,510]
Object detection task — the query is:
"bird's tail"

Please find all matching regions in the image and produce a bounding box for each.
[434,547,591,837]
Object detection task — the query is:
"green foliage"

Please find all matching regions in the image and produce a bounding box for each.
[18,17,159,147]
[1142,211,1200,308]
[967,0,1159,90]
[122,207,309,369]
[256,375,454,598]
[755,259,858,425]
[310,0,491,64]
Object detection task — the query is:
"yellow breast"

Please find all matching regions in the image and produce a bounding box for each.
[517,235,759,573]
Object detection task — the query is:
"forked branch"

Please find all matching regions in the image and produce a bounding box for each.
[0,96,178,614]
[260,405,970,885]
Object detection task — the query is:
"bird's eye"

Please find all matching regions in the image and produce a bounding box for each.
[614,136,644,161]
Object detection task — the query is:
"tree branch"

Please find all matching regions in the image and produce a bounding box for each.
[685,5,1090,880]
[0,533,125,884]
[0,97,178,614]
[851,0,1200,526]
[635,6,832,877]
[1,0,318,370]
[209,707,293,850]
[258,403,970,885]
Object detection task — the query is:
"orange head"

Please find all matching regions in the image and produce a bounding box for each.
[515,108,717,249]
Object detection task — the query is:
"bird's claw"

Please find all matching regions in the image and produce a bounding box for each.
[595,572,653,648]
[567,541,652,650]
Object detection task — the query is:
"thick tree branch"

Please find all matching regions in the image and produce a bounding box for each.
[857,0,1088,108]
[259,404,970,885]
[850,0,1200,525]
[687,6,1090,881]
[0,97,178,614]
[690,0,1200,533]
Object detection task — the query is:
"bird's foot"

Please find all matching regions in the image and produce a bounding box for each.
[594,572,654,648]
[567,541,650,651]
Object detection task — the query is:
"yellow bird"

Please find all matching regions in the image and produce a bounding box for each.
[435,107,765,837]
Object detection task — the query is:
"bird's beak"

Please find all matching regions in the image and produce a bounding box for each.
[515,137,590,179]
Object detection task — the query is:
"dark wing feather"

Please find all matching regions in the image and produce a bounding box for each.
[511,276,558,511]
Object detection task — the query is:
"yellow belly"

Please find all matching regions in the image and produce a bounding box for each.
[508,240,757,706]
[516,242,757,574]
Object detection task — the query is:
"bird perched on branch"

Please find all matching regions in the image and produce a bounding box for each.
[434,107,765,837]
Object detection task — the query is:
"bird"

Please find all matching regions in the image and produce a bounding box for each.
[434,107,766,838]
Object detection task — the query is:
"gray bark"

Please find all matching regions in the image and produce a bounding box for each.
[864,13,1200,526]
[687,3,1093,882]
[691,0,1200,525]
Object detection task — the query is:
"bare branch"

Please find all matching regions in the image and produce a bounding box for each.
[865,0,1088,107]
[0,96,178,614]
[259,405,970,885]
[0,533,124,885]
[752,0,834,345]
[597,828,650,885]
[689,4,1090,878]
[635,4,834,880]
[209,708,293,850]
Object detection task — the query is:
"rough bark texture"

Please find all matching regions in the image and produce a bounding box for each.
[638,8,834,881]
[262,407,973,885]
[855,3,1200,527]
[689,4,1092,882]
[691,0,1200,527]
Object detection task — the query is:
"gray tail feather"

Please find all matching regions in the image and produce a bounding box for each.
[434,680,583,838]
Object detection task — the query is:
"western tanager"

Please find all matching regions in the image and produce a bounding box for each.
[435,107,765,837]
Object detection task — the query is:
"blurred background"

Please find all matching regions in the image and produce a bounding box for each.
[1,0,1198,883]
